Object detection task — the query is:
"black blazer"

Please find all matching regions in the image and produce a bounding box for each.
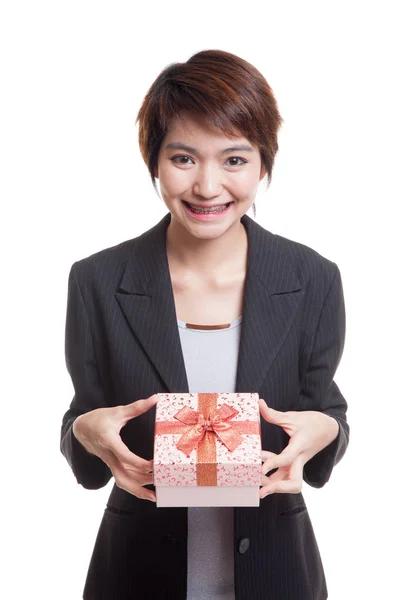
[61,211,349,600]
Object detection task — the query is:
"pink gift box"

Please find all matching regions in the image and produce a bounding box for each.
[153,392,262,507]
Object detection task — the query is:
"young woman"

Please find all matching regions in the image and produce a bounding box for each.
[61,49,349,600]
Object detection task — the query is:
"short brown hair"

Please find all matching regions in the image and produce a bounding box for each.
[135,49,283,207]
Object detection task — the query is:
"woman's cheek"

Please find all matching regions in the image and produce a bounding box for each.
[163,167,191,194]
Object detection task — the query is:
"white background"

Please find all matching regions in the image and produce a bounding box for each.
[1,1,399,598]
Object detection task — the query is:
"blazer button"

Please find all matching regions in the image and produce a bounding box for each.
[237,537,250,554]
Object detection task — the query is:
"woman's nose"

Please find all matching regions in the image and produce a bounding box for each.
[193,165,223,199]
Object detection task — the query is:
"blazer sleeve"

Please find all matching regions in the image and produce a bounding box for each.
[299,263,350,488]
[60,261,113,490]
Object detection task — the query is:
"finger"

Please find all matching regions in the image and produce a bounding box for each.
[105,433,154,474]
[258,398,287,425]
[114,474,157,502]
[125,471,154,486]
[261,436,305,473]
[263,467,288,484]
[261,460,289,485]
[109,467,154,487]
[261,450,277,461]
[261,456,304,496]
[268,473,303,495]
[290,455,305,482]
[261,450,277,473]
[260,488,270,499]
[114,461,154,486]
[102,443,155,481]
[122,394,159,420]
[261,448,296,474]
[111,463,156,500]
[260,468,286,487]
[260,460,288,494]
[139,473,154,486]
[259,399,300,436]
[261,478,301,496]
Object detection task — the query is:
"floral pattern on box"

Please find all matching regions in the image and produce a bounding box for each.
[153,392,262,487]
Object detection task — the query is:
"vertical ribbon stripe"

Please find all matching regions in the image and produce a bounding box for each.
[197,393,218,486]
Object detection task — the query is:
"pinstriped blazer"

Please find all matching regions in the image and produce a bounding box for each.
[61,211,349,600]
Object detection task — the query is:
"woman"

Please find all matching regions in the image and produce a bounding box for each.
[61,49,349,600]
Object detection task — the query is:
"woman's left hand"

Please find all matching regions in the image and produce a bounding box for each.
[259,398,339,498]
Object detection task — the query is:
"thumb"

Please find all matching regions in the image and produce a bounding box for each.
[123,394,159,420]
[259,398,284,425]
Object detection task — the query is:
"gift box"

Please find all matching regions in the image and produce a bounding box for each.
[153,392,262,507]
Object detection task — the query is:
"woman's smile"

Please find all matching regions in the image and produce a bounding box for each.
[181,199,234,220]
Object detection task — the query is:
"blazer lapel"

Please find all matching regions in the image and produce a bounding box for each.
[115,212,303,396]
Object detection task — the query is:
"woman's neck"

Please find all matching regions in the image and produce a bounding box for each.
[166,218,248,284]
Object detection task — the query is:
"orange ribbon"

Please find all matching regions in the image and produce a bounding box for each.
[173,403,244,455]
[155,393,260,486]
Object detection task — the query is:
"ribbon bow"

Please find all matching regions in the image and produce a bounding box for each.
[173,403,244,456]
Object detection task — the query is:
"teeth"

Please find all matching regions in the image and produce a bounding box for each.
[187,202,229,214]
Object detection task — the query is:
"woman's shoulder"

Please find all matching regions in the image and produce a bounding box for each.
[70,216,166,278]
[68,235,140,292]
[74,237,136,267]
[259,224,341,292]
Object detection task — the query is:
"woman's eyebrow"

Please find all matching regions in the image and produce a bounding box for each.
[164,142,254,155]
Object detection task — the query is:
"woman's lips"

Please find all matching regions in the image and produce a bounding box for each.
[181,200,233,221]
[183,201,231,209]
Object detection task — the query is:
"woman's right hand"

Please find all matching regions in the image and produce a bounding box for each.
[72,394,159,502]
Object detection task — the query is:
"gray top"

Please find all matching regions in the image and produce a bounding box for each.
[177,315,242,600]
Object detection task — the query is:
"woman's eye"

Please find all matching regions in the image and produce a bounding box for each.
[226,157,247,167]
[171,155,194,165]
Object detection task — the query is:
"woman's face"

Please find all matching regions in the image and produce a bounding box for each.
[155,112,266,240]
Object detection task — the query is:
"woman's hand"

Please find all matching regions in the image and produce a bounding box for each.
[259,398,339,498]
[72,394,159,502]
